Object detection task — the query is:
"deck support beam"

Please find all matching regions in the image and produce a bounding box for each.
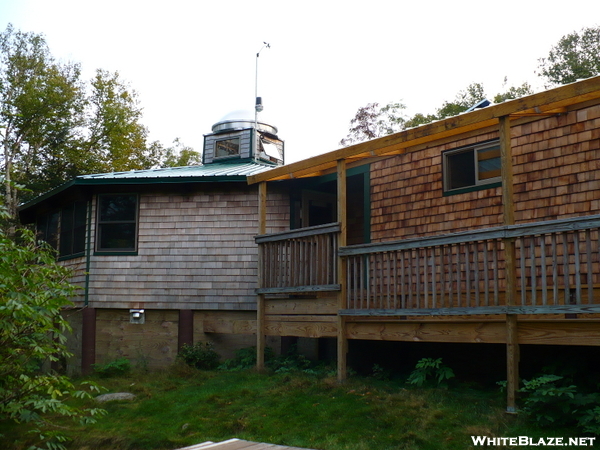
[501,115,519,412]
[257,181,267,372]
[337,160,348,382]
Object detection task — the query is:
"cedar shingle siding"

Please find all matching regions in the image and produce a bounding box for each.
[84,184,289,310]
[370,103,600,242]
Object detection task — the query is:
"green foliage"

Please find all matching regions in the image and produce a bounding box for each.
[85,69,161,174]
[92,358,131,378]
[538,26,600,86]
[493,79,534,103]
[407,357,455,387]
[371,363,391,381]
[0,24,85,216]
[3,369,560,450]
[177,342,220,370]
[0,225,106,449]
[339,101,406,146]
[0,24,195,218]
[518,374,600,432]
[219,346,275,371]
[158,137,202,167]
[218,346,333,376]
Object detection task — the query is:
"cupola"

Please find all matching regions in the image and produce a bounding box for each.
[203,109,284,165]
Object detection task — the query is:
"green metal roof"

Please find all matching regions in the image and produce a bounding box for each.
[78,159,276,181]
[20,160,277,213]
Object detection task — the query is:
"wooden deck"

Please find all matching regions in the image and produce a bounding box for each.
[177,438,316,449]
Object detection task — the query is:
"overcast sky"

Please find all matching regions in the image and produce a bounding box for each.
[1,1,599,164]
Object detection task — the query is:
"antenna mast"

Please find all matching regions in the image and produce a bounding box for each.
[254,42,270,134]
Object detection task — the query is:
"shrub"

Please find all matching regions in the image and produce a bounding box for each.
[219,346,274,371]
[93,358,131,378]
[519,374,600,431]
[407,357,455,387]
[178,342,220,370]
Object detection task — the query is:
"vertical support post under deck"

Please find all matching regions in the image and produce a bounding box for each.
[337,160,348,382]
[81,307,96,375]
[500,115,519,413]
[257,182,267,372]
[178,310,194,350]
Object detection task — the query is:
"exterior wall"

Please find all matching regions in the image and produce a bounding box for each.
[86,183,289,310]
[370,101,600,242]
[203,129,253,163]
[95,309,179,369]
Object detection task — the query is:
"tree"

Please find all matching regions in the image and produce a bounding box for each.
[538,26,600,86]
[493,79,534,103]
[0,204,105,449]
[0,25,188,220]
[0,24,85,218]
[157,137,202,167]
[339,101,406,146]
[85,69,161,173]
[435,82,486,119]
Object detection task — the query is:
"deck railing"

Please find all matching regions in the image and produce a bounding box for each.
[255,222,341,294]
[339,215,600,315]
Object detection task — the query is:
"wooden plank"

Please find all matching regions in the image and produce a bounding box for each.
[266,315,337,323]
[264,320,338,338]
[265,297,338,315]
[518,322,600,346]
[256,284,341,294]
[497,114,519,415]
[339,215,600,256]
[345,321,506,343]
[255,222,340,243]
[506,315,519,413]
[340,304,600,316]
[202,319,256,334]
[337,159,348,382]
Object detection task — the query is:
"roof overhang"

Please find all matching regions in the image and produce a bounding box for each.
[247,76,600,184]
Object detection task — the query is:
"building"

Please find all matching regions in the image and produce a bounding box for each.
[248,76,600,410]
[19,110,289,372]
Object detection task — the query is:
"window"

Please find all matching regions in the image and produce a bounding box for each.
[36,202,87,259]
[215,137,240,158]
[443,141,501,193]
[37,211,59,251]
[96,194,138,252]
[59,201,87,257]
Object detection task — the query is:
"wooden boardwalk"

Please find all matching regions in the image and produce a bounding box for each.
[177,438,317,450]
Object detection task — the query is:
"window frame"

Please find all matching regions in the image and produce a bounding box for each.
[442,140,501,195]
[214,137,241,160]
[58,201,88,259]
[95,193,139,255]
[36,210,60,253]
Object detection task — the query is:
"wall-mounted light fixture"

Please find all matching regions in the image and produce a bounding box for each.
[129,309,145,324]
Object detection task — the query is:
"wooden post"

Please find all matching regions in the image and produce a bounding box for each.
[500,115,519,413]
[337,160,348,382]
[81,307,96,375]
[257,182,267,371]
[178,310,194,350]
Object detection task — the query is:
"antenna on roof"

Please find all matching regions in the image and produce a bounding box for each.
[254,42,270,162]
[255,42,270,130]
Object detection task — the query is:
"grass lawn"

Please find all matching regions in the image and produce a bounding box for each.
[0,365,582,450]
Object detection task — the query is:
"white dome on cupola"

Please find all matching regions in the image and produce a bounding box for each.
[211,109,278,135]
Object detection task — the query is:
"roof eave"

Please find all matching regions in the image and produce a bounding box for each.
[247,76,600,184]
